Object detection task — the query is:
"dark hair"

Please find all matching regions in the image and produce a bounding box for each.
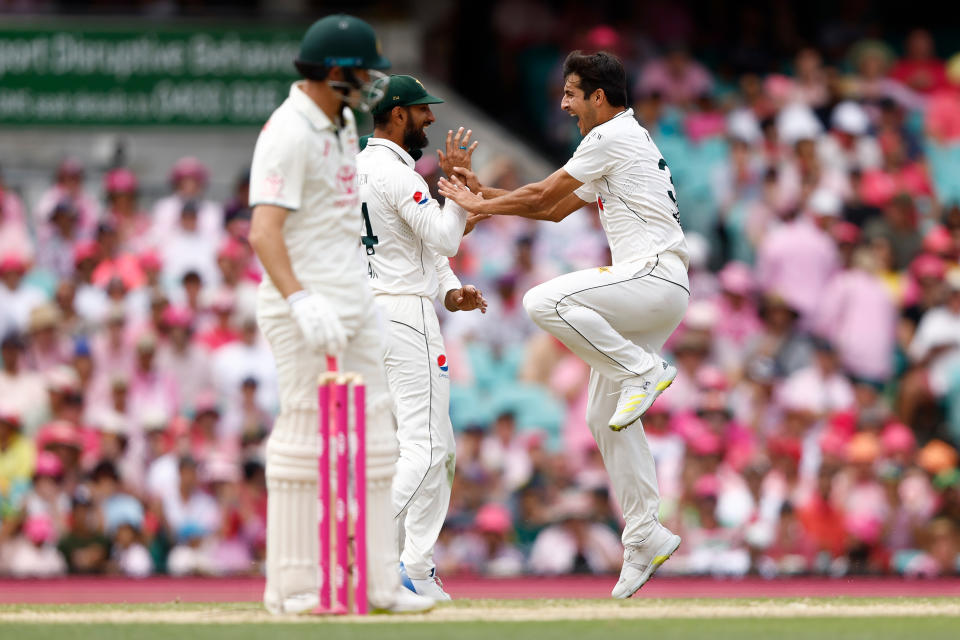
[372,106,394,127]
[562,51,628,108]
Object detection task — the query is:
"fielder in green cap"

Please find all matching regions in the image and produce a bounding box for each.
[356,76,487,602]
[249,18,435,616]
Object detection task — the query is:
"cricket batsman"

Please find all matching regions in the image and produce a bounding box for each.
[357,75,487,601]
[248,15,433,614]
[439,51,689,599]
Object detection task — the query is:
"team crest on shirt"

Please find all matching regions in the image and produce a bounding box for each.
[336,165,357,194]
[437,354,449,372]
[413,191,429,205]
[264,173,284,197]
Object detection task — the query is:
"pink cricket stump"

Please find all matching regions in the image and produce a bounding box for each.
[334,378,350,614]
[317,375,332,612]
[352,378,368,615]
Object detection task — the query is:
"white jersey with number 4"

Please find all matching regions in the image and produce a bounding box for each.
[356,138,465,300]
[564,108,689,267]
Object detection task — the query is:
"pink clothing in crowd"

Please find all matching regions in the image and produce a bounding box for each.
[638,58,713,105]
[756,217,839,319]
[815,269,897,380]
[33,186,100,236]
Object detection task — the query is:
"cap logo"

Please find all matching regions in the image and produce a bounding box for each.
[413,78,424,89]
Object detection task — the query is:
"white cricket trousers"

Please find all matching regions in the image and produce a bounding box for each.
[375,294,455,580]
[258,300,400,612]
[522,252,690,546]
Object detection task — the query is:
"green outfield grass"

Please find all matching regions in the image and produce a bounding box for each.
[0,599,958,640]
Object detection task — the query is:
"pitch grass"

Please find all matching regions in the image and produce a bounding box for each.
[0,599,958,640]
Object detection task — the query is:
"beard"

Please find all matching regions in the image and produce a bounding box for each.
[402,120,429,151]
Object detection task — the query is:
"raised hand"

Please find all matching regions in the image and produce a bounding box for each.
[445,285,488,313]
[437,127,478,177]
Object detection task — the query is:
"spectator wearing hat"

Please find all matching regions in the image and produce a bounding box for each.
[0,334,49,434]
[901,270,960,431]
[36,200,83,281]
[637,44,714,109]
[150,157,224,246]
[155,306,212,414]
[127,332,179,424]
[103,169,151,253]
[211,315,277,415]
[214,239,259,320]
[779,337,855,421]
[815,248,897,381]
[197,291,240,352]
[23,451,70,537]
[32,158,100,237]
[0,513,67,577]
[25,303,73,374]
[817,101,882,175]
[71,241,109,326]
[0,253,47,335]
[446,503,525,577]
[677,474,750,577]
[710,262,763,373]
[834,432,890,572]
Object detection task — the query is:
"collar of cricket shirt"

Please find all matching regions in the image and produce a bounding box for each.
[364,137,416,169]
[288,82,336,132]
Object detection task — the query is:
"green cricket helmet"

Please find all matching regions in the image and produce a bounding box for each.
[295,14,390,73]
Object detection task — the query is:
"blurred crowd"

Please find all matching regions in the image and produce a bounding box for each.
[3,21,960,580]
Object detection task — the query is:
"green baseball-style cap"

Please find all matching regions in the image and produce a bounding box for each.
[296,14,390,70]
[370,75,444,116]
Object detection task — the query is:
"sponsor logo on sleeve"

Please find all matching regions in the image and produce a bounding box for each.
[413,191,429,205]
[437,354,448,372]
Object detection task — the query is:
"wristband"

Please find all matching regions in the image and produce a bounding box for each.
[286,290,310,307]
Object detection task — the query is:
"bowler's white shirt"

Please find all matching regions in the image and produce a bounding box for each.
[564,109,689,267]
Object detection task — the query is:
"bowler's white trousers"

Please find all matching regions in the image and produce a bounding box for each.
[375,293,455,580]
[522,252,690,546]
[258,293,400,612]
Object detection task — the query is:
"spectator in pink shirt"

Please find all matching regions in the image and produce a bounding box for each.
[637,44,713,108]
[103,169,151,254]
[150,158,223,247]
[710,262,763,373]
[815,249,896,381]
[755,195,840,321]
[155,307,212,415]
[127,333,179,423]
[889,29,948,96]
[0,178,32,266]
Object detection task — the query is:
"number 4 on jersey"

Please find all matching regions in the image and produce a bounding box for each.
[658,158,681,225]
[361,202,378,255]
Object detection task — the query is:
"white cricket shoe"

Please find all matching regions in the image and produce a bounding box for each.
[377,585,435,614]
[265,592,319,615]
[611,524,681,599]
[410,569,452,602]
[609,359,677,431]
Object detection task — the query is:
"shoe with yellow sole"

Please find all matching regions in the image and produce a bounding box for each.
[611,524,681,599]
[609,360,677,431]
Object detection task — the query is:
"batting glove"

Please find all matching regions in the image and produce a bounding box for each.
[287,290,347,355]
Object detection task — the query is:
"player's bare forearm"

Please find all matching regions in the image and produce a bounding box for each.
[249,204,304,299]
[439,168,582,217]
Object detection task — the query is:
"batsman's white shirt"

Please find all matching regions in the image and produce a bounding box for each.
[249,82,369,317]
[565,108,689,267]
[357,136,464,580]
